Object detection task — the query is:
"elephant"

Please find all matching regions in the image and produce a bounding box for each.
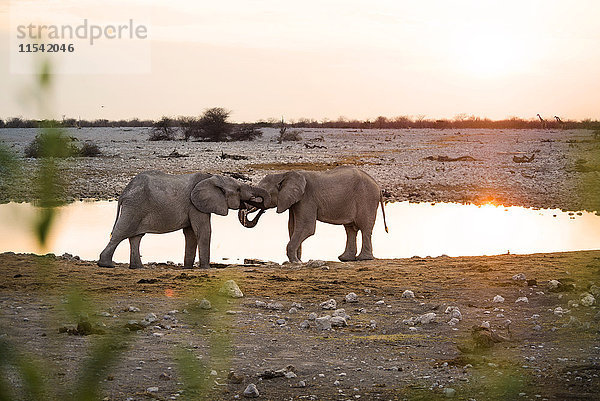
[238,166,388,263]
[98,170,269,269]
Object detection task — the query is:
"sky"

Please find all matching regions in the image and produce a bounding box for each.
[1,0,599,122]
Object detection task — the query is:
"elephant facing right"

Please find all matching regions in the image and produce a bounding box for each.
[239,166,388,262]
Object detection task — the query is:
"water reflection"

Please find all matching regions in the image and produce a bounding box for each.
[0,201,599,264]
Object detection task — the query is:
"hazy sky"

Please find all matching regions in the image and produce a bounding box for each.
[1,0,599,122]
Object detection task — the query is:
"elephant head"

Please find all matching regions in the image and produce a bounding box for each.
[191,175,270,216]
[238,171,306,227]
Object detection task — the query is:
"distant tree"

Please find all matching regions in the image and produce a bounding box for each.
[197,107,231,141]
[178,116,202,141]
[0,119,4,128]
[149,116,176,141]
[228,124,263,141]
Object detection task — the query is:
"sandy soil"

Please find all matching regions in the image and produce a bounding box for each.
[1,251,599,400]
[1,127,599,211]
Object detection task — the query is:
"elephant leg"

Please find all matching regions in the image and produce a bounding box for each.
[98,236,125,267]
[288,211,302,261]
[357,228,374,260]
[191,210,211,269]
[339,224,358,261]
[128,234,145,269]
[183,227,197,268]
[286,213,316,263]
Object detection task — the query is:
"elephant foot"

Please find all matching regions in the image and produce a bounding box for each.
[128,263,144,270]
[97,259,115,268]
[198,264,210,269]
[338,253,357,262]
[356,253,374,261]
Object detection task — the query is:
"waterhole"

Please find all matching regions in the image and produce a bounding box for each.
[0,201,599,264]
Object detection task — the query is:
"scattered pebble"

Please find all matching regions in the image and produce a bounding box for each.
[320,299,337,310]
[493,295,505,303]
[315,316,332,330]
[308,312,317,321]
[199,299,212,310]
[330,316,348,327]
[580,293,596,307]
[512,273,526,281]
[345,292,358,303]
[219,280,244,298]
[299,320,310,329]
[243,383,259,398]
[401,290,415,298]
[146,387,159,393]
[515,297,529,304]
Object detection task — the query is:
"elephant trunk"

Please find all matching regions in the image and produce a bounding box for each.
[238,207,265,228]
[247,186,270,209]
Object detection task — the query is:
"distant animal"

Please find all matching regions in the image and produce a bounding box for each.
[537,114,547,129]
[238,166,388,263]
[98,171,269,269]
[554,116,564,129]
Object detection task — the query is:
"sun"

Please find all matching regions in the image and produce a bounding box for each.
[450,23,531,78]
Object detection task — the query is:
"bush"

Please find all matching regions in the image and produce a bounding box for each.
[277,129,302,142]
[79,141,102,157]
[149,116,176,141]
[228,124,263,141]
[178,116,202,142]
[24,131,79,158]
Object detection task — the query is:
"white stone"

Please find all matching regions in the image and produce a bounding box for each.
[331,316,348,327]
[320,299,337,310]
[580,293,596,307]
[199,299,212,309]
[493,295,505,303]
[512,273,526,281]
[548,280,561,291]
[147,387,159,393]
[315,316,332,330]
[515,297,529,304]
[219,280,243,298]
[299,320,310,329]
[401,290,415,298]
[443,387,456,397]
[447,318,460,326]
[243,383,259,398]
[345,292,359,303]
[480,321,490,329]
[418,312,437,324]
[308,312,317,321]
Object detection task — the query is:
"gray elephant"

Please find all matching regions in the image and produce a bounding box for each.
[239,166,388,262]
[98,170,269,269]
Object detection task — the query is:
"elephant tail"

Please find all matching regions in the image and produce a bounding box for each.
[380,193,389,233]
[110,198,122,237]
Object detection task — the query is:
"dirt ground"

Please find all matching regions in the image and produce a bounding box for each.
[1,251,599,400]
[1,127,599,211]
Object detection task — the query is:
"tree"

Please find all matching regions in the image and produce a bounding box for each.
[198,107,231,141]
[149,116,176,141]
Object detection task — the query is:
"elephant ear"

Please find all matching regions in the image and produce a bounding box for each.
[191,176,228,216]
[277,172,306,213]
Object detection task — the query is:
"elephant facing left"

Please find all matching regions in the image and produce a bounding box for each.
[98,170,269,269]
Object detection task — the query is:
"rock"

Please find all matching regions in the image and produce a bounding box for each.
[291,302,303,309]
[284,371,297,379]
[220,280,243,298]
[228,371,244,384]
[255,301,266,308]
[444,307,463,320]
[308,312,317,321]
[243,383,259,398]
[289,307,298,314]
[330,316,348,327]
[548,280,561,291]
[480,321,490,329]
[127,306,140,312]
[199,299,212,309]
[320,299,337,310]
[345,292,358,303]
[493,295,505,303]
[210,370,218,376]
[533,325,542,331]
[554,307,565,315]
[418,312,436,324]
[146,387,159,393]
[299,320,310,329]
[315,316,332,330]
[306,260,327,268]
[125,320,145,331]
[332,309,350,320]
[527,279,537,286]
[515,297,529,304]
[580,293,596,307]
[375,300,385,305]
[334,380,340,386]
[443,387,456,397]
[141,313,158,326]
[296,380,306,388]
[512,273,526,281]
[369,320,377,329]
[276,319,286,326]
[267,302,284,310]
[401,290,415,298]
[448,318,460,326]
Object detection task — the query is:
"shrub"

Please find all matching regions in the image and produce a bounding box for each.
[228,124,263,141]
[277,129,302,142]
[149,116,176,141]
[24,131,79,158]
[79,141,102,157]
[178,116,202,142]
